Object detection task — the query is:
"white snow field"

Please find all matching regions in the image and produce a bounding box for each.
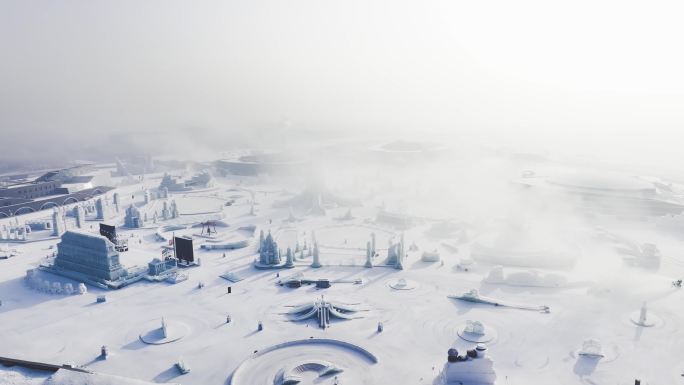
[2,163,684,385]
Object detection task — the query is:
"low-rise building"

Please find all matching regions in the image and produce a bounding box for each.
[148,257,178,276]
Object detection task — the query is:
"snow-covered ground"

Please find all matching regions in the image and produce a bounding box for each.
[2,164,684,385]
[0,365,179,385]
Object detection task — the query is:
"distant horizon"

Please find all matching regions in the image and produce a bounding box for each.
[2,0,684,170]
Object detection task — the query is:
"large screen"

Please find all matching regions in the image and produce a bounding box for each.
[174,236,194,263]
[99,223,117,244]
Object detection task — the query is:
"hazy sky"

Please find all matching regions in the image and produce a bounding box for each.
[2,0,684,165]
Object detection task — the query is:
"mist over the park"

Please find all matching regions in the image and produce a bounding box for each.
[1,1,684,385]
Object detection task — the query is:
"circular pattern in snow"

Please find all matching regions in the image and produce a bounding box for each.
[229,339,377,385]
[138,318,189,345]
[514,337,551,371]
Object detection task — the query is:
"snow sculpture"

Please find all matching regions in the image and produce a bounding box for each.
[64,283,74,295]
[95,197,107,220]
[386,234,405,269]
[311,241,321,268]
[73,205,85,229]
[25,270,38,288]
[259,231,280,265]
[443,344,496,384]
[161,317,168,338]
[365,241,373,268]
[125,204,144,228]
[421,249,441,262]
[388,278,419,290]
[450,289,550,312]
[398,234,405,269]
[638,243,661,270]
[170,200,179,218]
[409,241,419,252]
[113,193,120,213]
[176,357,191,374]
[287,296,363,329]
[631,302,657,327]
[78,282,87,294]
[285,247,294,268]
[578,339,604,358]
[464,320,486,335]
[162,201,170,220]
[139,317,189,345]
[638,303,648,325]
[52,208,65,236]
[36,279,50,293]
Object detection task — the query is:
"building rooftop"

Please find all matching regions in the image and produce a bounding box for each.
[60,230,115,248]
[546,172,656,193]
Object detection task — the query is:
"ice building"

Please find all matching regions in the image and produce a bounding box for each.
[53,231,126,282]
[259,231,280,265]
[159,173,187,192]
[159,171,213,192]
[148,257,178,276]
[185,170,214,188]
[386,234,405,269]
[125,204,144,228]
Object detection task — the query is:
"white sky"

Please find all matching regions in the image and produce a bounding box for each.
[1,0,684,164]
